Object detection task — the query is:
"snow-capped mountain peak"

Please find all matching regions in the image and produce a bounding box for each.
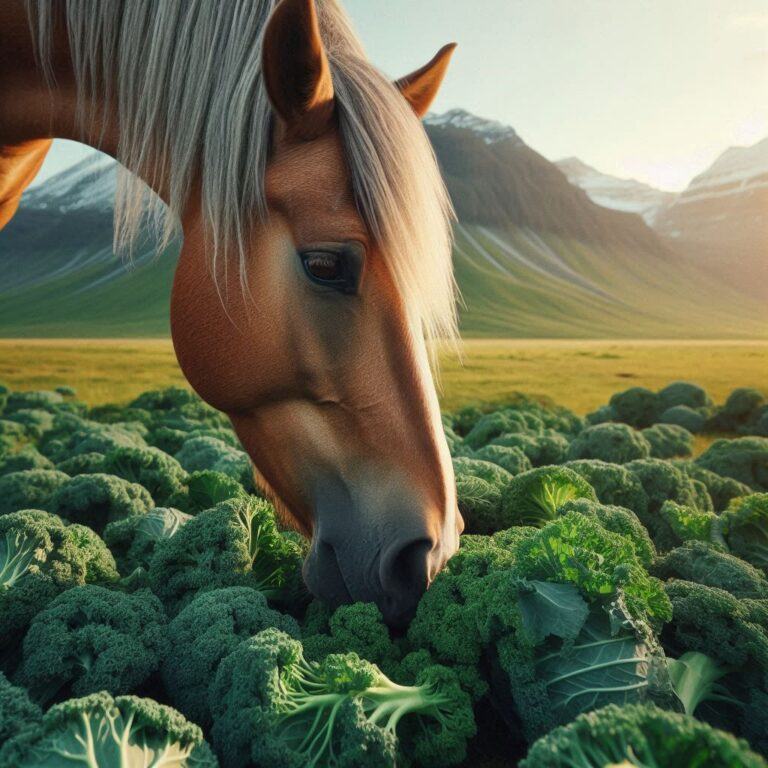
[424,108,522,146]
[678,136,768,204]
[654,134,768,300]
[556,157,675,226]
[22,150,116,214]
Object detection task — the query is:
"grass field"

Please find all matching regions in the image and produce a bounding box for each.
[1,338,765,416]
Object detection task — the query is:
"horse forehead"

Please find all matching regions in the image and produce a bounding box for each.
[265,133,357,216]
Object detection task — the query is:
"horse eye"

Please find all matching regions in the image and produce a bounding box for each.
[299,242,364,294]
[302,251,343,283]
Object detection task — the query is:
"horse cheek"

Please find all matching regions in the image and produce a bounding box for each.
[170,239,252,412]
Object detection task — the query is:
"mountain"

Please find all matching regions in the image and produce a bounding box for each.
[654,137,768,301]
[425,108,523,145]
[0,155,176,336]
[0,111,766,338]
[422,110,766,337]
[555,157,675,226]
[24,153,116,213]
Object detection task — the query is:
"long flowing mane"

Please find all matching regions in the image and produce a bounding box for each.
[24,0,457,342]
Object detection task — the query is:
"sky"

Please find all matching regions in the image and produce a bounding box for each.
[35,0,768,192]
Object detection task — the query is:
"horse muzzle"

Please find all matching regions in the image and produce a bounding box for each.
[302,481,460,626]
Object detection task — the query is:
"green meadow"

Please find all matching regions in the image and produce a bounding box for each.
[2,338,765,416]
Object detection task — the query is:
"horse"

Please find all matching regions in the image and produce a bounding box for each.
[0,0,462,625]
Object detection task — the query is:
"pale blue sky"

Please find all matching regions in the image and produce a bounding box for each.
[36,0,768,191]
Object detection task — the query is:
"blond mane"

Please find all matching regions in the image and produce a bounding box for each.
[24,0,457,345]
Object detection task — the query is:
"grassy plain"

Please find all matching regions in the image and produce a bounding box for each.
[1,339,765,416]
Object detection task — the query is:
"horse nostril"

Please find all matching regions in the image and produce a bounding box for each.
[303,538,351,608]
[379,537,434,627]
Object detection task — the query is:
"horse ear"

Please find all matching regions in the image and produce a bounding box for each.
[395,43,457,118]
[262,0,335,139]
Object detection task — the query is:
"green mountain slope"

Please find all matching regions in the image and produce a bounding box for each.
[0,202,175,336]
[0,246,177,337]
[453,226,765,338]
[0,110,765,338]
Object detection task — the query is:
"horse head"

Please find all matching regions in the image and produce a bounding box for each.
[3,0,461,625]
[170,0,461,625]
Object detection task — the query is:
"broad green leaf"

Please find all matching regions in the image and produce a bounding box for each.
[518,580,589,644]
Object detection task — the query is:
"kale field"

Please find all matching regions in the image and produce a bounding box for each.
[1,379,768,766]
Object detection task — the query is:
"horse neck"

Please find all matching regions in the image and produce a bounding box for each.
[0,0,167,227]
[1,1,82,142]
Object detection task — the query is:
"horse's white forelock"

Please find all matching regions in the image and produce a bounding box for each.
[25,0,458,348]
